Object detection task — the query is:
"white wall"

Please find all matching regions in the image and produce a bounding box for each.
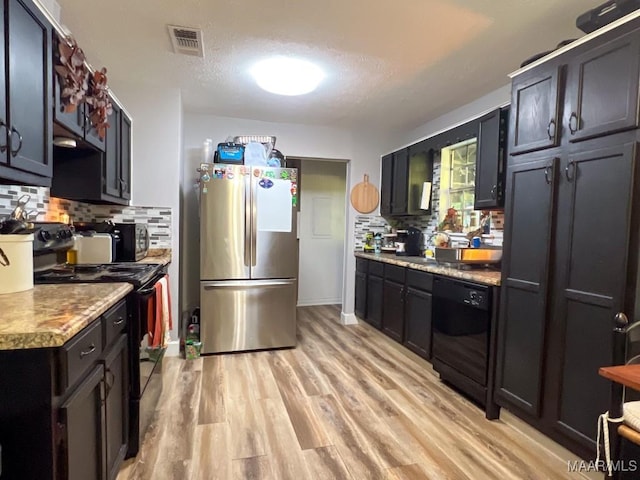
[181,114,390,323]
[111,82,182,351]
[390,84,511,152]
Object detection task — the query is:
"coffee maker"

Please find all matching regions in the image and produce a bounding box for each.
[396,227,422,256]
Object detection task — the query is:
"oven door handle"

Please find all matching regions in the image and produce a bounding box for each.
[137,287,156,296]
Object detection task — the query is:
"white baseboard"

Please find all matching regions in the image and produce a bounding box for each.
[341,312,358,325]
[297,298,341,307]
[165,340,180,357]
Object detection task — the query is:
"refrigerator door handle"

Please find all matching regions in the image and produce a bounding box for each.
[202,279,295,288]
[244,175,251,267]
[251,176,258,267]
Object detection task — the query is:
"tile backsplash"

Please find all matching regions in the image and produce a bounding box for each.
[0,185,172,248]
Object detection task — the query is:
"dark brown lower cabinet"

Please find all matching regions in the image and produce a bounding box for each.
[355,271,367,320]
[60,365,105,480]
[0,300,128,480]
[382,264,406,342]
[404,287,432,359]
[496,155,557,417]
[366,274,383,329]
[104,335,129,480]
[403,270,434,359]
[497,132,640,460]
[382,279,404,342]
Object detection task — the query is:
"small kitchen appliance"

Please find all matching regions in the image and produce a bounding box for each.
[114,223,149,261]
[73,233,113,264]
[73,222,149,261]
[395,227,422,256]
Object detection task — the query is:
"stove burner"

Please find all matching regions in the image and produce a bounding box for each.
[73,265,103,273]
[34,262,163,287]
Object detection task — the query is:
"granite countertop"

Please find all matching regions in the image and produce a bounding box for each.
[0,283,133,350]
[137,248,171,265]
[355,252,502,286]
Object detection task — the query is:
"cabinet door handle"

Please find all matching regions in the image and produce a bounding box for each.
[490,185,497,199]
[79,343,96,358]
[113,317,124,326]
[568,112,579,135]
[544,166,552,185]
[10,127,22,157]
[105,368,115,397]
[547,119,556,140]
[0,121,7,153]
[615,312,629,330]
[564,161,576,182]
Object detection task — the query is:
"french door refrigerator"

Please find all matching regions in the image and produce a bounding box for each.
[199,163,299,354]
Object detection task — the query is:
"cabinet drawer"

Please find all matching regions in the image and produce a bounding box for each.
[60,320,103,394]
[406,269,433,292]
[369,260,384,277]
[384,264,406,284]
[102,300,127,349]
[356,258,368,274]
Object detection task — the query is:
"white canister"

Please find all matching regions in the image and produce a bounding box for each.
[0,234,34,294]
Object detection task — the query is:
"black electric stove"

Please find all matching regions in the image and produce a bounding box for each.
[34,262,161,287]
[31,221,167,459]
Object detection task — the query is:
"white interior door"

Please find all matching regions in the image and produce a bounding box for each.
[297,160,347,306]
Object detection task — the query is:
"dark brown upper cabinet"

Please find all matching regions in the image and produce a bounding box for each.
[0,0,52,187]
[391,148,409,214]
[380,153,393,215]
[564,30,640,143]
[53,46,106,152]
[52,95,132,205]
[475,107,509,209]
[509,64,562,156]
[379,144,431,216]
[103,99,131,201]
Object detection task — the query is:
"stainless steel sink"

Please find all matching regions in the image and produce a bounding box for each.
[434,246,502,265]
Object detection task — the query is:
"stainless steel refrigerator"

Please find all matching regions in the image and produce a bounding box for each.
[199,163,299,354]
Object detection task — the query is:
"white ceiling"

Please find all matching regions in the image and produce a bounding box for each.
[55,0,590,134]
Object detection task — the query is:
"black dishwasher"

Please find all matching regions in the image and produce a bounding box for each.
[432,276,492,410]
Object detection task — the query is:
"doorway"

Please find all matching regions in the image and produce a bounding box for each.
[289,158,347,306]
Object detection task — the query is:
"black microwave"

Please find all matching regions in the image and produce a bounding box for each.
[114,223,149,261]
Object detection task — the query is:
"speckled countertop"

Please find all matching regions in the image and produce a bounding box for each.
[137,248,171,265]
[355,252,502,286]
[0,283,132,350]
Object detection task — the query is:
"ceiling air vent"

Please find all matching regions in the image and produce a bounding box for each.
[168,25,204,57]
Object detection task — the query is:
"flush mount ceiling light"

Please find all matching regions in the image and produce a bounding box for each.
[251,57,324,96]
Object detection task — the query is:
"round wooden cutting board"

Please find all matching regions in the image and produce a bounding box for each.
[350,174,379,213]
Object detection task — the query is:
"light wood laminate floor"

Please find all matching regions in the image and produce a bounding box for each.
[118,305,587,480]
